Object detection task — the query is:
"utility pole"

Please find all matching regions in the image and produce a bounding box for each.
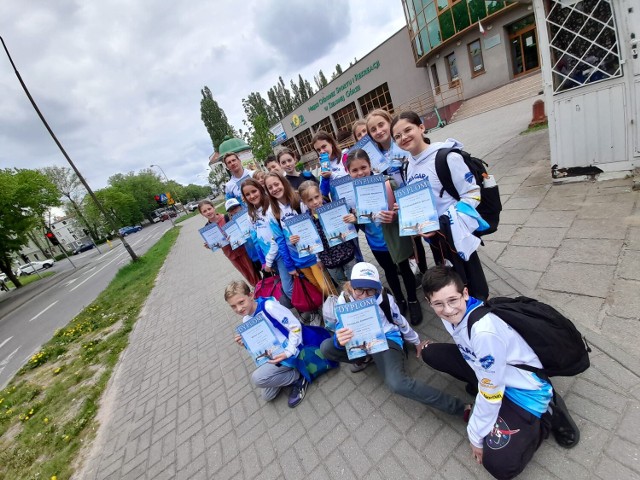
[0,35,138,262]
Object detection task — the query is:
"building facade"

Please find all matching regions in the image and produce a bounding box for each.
[402,0,542,102]
[50,216,88,250]
[272,28,434,157]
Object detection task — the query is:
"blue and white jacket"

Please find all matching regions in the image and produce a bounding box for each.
[248,205,279,266]
[224,169,254,204]
[443,297,553,448]
[268,202,317,271]
[320,155,348,197]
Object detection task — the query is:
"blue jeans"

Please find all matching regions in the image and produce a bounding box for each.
[275,255,294,299]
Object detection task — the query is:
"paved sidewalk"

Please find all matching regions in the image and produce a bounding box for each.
[77,98,640,479]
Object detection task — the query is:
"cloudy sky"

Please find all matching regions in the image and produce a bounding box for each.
[1,0,406,189]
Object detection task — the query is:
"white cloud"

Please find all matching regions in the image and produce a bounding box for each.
[0,0,406,189]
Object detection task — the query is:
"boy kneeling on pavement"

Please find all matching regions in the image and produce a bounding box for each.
[320,262,469,417]
[420,266,579,480]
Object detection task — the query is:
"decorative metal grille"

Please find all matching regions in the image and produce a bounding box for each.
[545,0,622,93]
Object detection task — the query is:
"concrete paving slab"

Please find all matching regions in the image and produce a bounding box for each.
[502,195,544,210]
[618,250,640,280]
[553,238,623,266]
[539,262,614,297]
[524,210,577,228]
[496,245,556,272]
[499,208,533,225]
[566,219,628,240]
[538,291,605,330]
[510,226,568,248]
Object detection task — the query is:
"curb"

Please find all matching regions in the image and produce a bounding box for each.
[479,251,640,379]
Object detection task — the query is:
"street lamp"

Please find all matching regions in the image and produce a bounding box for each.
[150,164,187,215]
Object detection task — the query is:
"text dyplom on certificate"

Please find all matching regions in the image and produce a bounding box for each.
[236,312,285,367]
[316,199,358,247]
[353,175,388,224]
[330,175,356,210]
[282,212,324,257]
[199,223,229,252]
[349,135,389,174]
[233,207,252,241]
[396,179,439,236]
[222,219,246,250]
[335,297,388,360]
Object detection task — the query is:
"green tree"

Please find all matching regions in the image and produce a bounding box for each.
[247,114,275,163]
[314,70,328,90]
[242,92,278,126]
[40,165,100,240]
[0,168,61,287]
[208,163,229,193]
[83,187,142,234]
[183,184,213,202]
[108,170,165,221]
[331,63,344,80]
[200,86,236,151]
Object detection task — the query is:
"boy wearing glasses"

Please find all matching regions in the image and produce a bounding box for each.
[319,262,469,417]
[421,266,579,480]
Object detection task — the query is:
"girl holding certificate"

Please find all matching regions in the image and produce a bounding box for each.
[276,148,319,191]
[241,178,294,305]
[344,150,423,326]
[198,200,260,287]
[366,109,429,276]
[391,111,489,300]
[320,262,469,416]
[225,280,309,408]
[312,130,348,198]
[298,181,357,286]
[264,172,335,297]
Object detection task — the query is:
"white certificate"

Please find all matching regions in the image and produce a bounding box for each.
[396,179,439,236]
[236,312,285,367]
[234,207,252,240]
[353,175,388,224]
[335,297,388,360]
[316,199,358,247]
[199,223,229,252]
[330,175,356,210]
[222,220,246,250]
[282,212,324,258]
[349,135,389,174]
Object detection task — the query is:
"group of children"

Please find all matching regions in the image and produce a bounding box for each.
[206,108,579,479]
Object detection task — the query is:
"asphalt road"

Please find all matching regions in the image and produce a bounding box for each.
[0,221,175,389]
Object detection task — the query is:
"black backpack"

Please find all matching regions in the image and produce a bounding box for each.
[435,148,502,237]
[467,296,591,378]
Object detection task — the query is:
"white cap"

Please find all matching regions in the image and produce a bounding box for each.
[350,262,381,291]
[224,198,241,211]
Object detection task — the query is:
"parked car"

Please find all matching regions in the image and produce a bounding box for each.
[186,201,199,212]
[17,259,55,276]
[160,210,177,221]
[118,225,143,236]
[72,243,95,255]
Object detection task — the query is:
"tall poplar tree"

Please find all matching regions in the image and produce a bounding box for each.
[200,86,235,151]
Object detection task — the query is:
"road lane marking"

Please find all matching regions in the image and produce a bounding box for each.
[69,252,128,292]
[29,301,59,322]
[63,278,78,286]
[0,337,13,351]
[0,346,20,376]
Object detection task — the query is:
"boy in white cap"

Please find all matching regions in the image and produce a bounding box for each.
[320,262,469,417]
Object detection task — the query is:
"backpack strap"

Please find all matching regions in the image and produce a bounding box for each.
[466,304,547,379]
[256,297,289,338]
[379,289,395,326]
[434,147,462,201]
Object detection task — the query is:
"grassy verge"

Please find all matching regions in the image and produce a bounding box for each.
[6,271,55,290]
[520,122,548,135]
[0,227,180,480]
[175,211,198,224]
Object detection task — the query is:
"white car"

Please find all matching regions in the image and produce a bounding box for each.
[17,259,55,276]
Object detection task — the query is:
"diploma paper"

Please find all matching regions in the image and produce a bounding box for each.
[316,199,358,247]
[234,207,252,240]
[222,219,246,250]
[396,179,439,236]
[349,135,389,173]
[353,175,388,224]
[236,312,285,366]
[330,175,356,210]
[199,223,229,252]
[335,297,388,360]
[282,212,324,257]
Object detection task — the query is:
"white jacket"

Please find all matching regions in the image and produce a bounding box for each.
[443,300,553,448]
[407,139,482,258]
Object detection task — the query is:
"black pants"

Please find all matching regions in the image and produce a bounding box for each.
[413,236,427,273]
[429,235,489,300]
[371,250,417,302]
[422,343,548,480]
